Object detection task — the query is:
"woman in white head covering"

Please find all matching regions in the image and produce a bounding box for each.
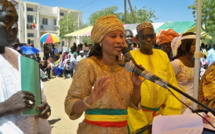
[171,32,196,112]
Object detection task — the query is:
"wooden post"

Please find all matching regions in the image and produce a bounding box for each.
[128,0,136,23]
[124,0,127,24]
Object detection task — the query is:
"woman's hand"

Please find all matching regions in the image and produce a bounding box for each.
[88,76,110,104]
[2,91,35,114]
[131,72,142,107]
[36,102,51,119]
[132,72,143,88]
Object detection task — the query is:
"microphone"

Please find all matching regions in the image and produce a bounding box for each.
[118,61,126,67]
[121,47,145,71]
[125,62,168,89]
[121,47,137,64]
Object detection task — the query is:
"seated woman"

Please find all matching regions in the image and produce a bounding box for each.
[47,56,57,78]
[41,57,51,79]
[54,54,65,77]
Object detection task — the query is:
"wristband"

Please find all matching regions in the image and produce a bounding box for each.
[83,96,91,107]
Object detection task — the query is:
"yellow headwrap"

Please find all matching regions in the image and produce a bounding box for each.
[156,29,179,45]
[91,15,125,43]
[136,22,154,34]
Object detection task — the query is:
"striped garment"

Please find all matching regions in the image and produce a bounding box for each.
[85,109,128,127]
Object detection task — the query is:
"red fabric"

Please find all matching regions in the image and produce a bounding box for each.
[133,37,137,42]
[142,104,165,118]
[142,108,157,118]
[85,119,127,127]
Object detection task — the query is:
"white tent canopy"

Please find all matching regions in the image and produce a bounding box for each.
[65,23,164,37]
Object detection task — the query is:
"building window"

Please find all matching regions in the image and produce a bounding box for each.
[27,7,34,12]
[60,12,64,16]
[42,18,48,25]
[27,24,33,29]
[27,33,34,37]
[27,15,33,23]
[54,19,57,25]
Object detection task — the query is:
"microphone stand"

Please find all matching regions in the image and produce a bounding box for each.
[120,61,215,115]
[159,79,215,115]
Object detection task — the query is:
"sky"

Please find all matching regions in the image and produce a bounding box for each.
[25,0,196,24]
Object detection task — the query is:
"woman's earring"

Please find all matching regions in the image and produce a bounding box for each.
[99,43,102,47]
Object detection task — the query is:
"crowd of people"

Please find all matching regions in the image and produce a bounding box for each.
[10,39,94,81]
[1,0,215,134]
[33,43,91,80]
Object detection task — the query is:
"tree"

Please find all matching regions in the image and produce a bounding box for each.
[57,13,79,48]
[89,6,120,25]
[57,13,79,39]
[88,6,158,25]
[188,0,215,44]
[118,6,158,24]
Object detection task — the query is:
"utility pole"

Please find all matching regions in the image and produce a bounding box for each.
[128,0,136,23]
[124,0,126,24]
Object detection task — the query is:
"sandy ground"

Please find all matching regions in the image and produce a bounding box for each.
[43,77,84,134]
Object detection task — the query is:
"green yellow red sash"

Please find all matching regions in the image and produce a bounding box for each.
[141,104,165,117]
[85,109,128,127]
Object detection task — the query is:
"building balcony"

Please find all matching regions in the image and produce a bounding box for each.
[40,25,57,31]
[27,23,33,30]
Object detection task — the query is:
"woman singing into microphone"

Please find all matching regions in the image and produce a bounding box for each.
[64,15,142,134]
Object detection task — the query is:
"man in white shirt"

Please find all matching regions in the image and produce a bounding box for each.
[0,1,51,133]
[63,59,73,78]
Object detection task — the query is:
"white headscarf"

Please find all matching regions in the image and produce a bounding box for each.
[171,33,196,57]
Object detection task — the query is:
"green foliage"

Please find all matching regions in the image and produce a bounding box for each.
[83,36,93,44]
[82,22,90,28]
[188,0,215,44]
[118,6,158,24]
[57,13,79,39]
[88,6,120,25]
[88,6,158,25]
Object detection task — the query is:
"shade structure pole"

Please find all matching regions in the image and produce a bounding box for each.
[193,0,202,109]
[124,0,126,24]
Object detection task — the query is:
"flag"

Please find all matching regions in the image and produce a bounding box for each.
[32,17,36,29]
[10,0,18,6]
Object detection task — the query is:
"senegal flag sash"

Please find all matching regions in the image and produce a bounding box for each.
[85,109,128,127]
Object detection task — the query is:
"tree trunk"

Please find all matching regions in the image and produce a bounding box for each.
[128,0,136,23]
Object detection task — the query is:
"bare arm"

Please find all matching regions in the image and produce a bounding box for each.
[71,76,110,114]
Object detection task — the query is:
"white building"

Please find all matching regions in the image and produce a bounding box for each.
[16,0,82,51]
